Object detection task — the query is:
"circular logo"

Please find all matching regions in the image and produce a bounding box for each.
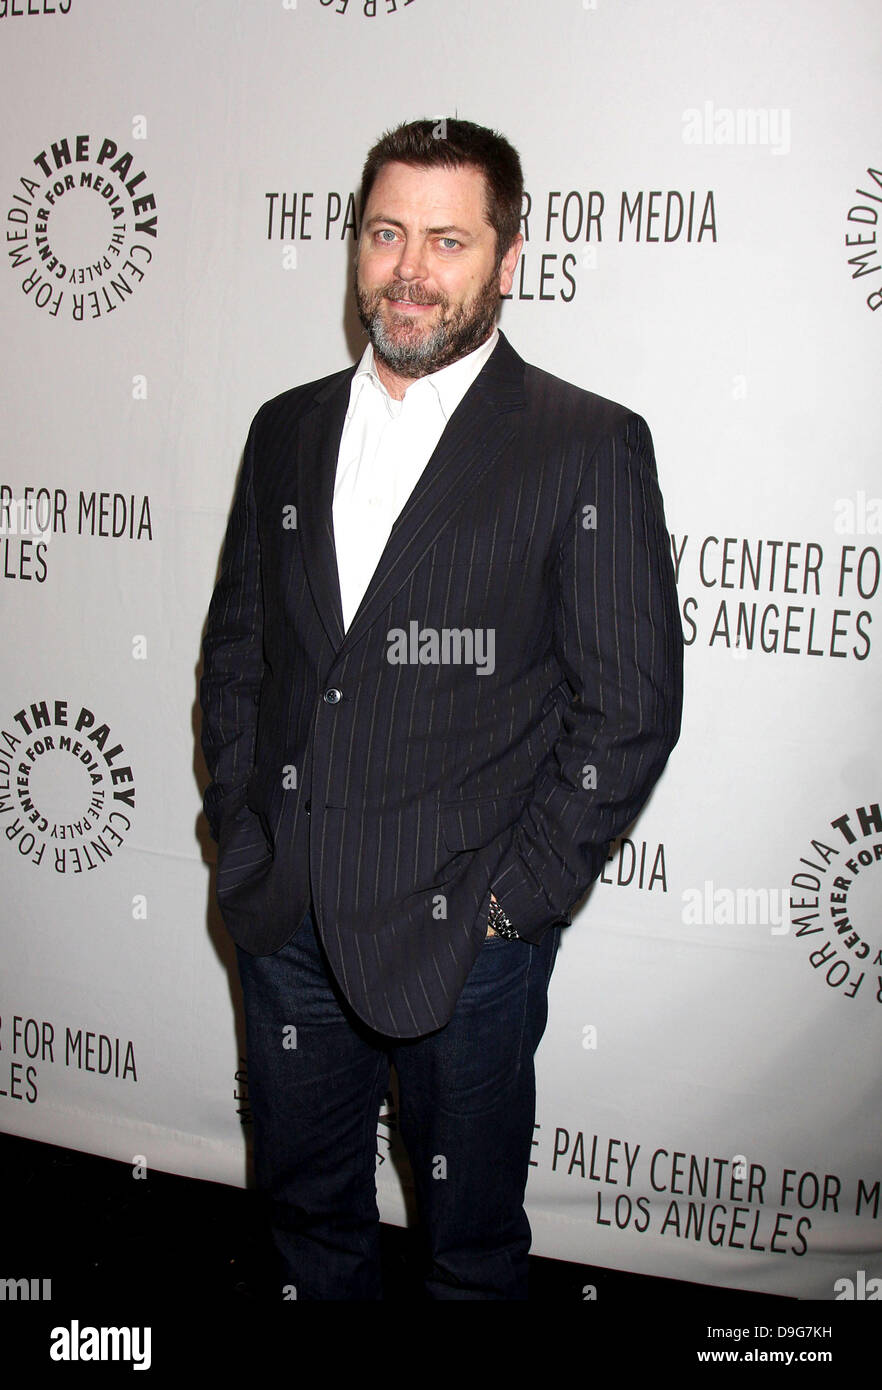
[789,801,881,1009]
[315,0,417,19]
[6,132,158,322]
[0,698,135,874]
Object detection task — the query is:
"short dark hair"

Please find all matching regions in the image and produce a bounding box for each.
[358,118,523,267]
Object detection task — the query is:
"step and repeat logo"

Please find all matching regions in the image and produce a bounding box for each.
[0,485,153,585]
[6,132,157,321]
[263,180,717,301]
[790,801,881,1011]
[674,534,878,661]
[312,0,415,18]
[0,698,135,875]
[0,1,72,15]
[845,165,882,314]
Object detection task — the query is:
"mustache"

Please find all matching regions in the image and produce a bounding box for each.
[383,285,444,306]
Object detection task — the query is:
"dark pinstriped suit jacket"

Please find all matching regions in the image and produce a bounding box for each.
[199,330,683,1038]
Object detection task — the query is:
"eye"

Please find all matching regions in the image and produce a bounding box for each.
[375,228,398,244]
[438,237,459,250]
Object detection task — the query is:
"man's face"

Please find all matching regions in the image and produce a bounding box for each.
[355,160,522,379]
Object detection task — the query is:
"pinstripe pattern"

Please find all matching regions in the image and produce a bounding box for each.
[199,331,683,1038]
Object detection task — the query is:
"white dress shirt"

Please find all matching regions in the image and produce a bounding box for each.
[333,327,499,632]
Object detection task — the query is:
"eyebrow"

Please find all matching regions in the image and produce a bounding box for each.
[364,215,475,239]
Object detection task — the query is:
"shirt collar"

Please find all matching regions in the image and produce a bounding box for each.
[347,327,499,422]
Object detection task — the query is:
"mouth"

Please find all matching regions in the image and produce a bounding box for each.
[384,287,440,308]
[386,298,435,314]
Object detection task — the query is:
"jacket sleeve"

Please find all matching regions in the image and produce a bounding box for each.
[490,411,683,941]
[198,409,266,843]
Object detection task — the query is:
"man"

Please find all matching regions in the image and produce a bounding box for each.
[199,118,683,1300]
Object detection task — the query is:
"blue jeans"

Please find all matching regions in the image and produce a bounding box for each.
[236,907,561,1300]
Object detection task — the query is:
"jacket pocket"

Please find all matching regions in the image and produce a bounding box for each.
[440,794,527,851]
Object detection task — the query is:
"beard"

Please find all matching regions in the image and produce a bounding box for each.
[354,265,502,378]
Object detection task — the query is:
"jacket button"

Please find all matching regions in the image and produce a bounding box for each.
[323,688,342,704]
[304,801,311,816]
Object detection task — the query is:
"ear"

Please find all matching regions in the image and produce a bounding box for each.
[497,232,524,297]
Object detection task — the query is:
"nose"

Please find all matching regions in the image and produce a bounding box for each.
[393,237,429,282]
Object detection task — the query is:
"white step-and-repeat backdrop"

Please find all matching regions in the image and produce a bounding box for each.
[2,0,879,1301]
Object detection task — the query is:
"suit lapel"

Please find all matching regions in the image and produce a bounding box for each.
[296,371,351,651]
[295,331,528,656]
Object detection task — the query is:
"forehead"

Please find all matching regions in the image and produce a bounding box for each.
[364,160,492,230]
